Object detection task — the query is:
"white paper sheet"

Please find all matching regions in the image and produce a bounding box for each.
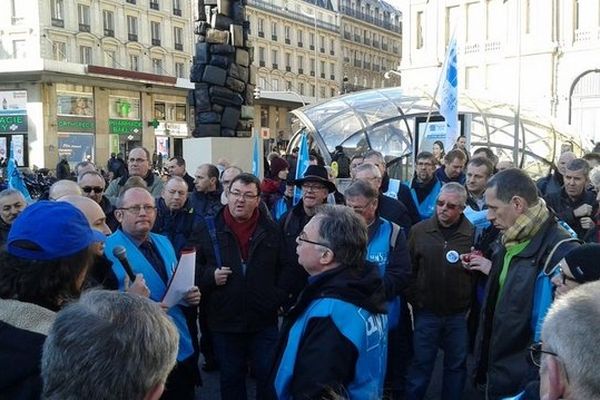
[162,250,196,308]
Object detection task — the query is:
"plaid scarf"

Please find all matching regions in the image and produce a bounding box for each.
[501,198,549,248]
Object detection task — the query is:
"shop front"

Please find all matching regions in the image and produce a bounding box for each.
[0,89,28,166]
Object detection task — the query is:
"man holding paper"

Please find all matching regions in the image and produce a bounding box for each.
[104,186,201,400]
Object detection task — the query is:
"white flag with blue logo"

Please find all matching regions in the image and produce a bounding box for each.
[293,132,310,206]
[252,131,261,177]
[439,35,459,147]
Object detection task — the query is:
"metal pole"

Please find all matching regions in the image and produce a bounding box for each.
[513,0,522,167]
[313,13,318,102]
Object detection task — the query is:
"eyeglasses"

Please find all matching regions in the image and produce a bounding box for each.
[82,186,104,194]
[128,158,147,164]
[229,191,259,201]
[547,264,579,285]
[436,200,461,210]
[529,342,559,367]
[302,183,326,192]
[118,205,157,215]
[297,231,331,249]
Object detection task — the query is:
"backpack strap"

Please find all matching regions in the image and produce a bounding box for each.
[389,221,401,249]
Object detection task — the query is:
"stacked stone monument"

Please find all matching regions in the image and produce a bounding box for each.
[190,0,254,138]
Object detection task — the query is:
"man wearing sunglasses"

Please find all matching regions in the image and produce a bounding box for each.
[547,243,600,296]
[537,281,600,399]
[79,171,118,231]
[406,182,474,400]
[473,169,580,399]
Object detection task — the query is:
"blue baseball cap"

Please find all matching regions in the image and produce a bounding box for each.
[7,201,106,260]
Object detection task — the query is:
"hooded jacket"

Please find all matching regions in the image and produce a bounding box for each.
[267,262,387,400]
[0,299,56,399]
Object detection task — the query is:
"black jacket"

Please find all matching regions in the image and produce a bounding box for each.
[0,218,10,247]
[191,207,292,333]
[189,189,223,221]
[267,262,386,400]
[153,197,195,256]
[183,173,195,192]
[377,193,412,234]
[99,195,119,232]
[474,217,579,399]
[544,188,598,239]
[382,174,421,225]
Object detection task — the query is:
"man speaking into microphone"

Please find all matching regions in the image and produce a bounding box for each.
[104,186,201,399]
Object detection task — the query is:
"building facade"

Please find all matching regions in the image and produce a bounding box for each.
[1,0,194,169]
[399,0,600,145]
[247,0,402,146]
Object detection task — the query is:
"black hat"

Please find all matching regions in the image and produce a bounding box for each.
[294,165,336,193]
[564,244,600,283]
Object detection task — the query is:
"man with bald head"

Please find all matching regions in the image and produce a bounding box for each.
[537,151,576,197]
[104,187,201,399]
[49,179,82,200]
[190,163,222,219]
[153,177,195,256]
[104,147,164,204]
[0,188,26,245]
[79,171,118,231]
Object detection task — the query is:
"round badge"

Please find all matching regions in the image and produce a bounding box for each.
[446,250,460,263]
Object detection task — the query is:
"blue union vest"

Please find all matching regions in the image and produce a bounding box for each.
[410,179,442,220]
[104,230,194,361]
[274,298,388,399]
[367,218,402,329]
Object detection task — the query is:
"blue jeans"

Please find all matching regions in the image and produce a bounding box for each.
[212,325,279,400]
[406,310,468,400]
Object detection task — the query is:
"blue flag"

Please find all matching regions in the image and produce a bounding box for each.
[252,132,261,177]
[293,132,310,205]
[439,35,459,148]
[7,142,31,201]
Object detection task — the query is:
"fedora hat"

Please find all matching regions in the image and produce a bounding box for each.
[294,165,336,193]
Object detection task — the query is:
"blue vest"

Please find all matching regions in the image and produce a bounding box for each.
[367,218,401,330]
[410,179,442,220]
[104,230,194,361]
[274,298,387,399]
[383,178,400,200]
[273,197,289,221]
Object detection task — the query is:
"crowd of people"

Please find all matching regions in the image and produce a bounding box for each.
[2,138,600,400]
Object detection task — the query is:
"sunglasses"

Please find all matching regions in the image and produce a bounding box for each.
[436,200,460,210]
[82,186,104,194]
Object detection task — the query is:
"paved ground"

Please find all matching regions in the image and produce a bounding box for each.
[194,352,486,399]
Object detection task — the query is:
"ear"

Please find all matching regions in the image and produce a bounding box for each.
[114,209,124,223]
[320,248,334,265]
[511,195,527,212]
[546,356,567,400]
[143,383,165,400]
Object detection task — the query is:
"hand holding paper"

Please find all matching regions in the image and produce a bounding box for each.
[162,249,196,308]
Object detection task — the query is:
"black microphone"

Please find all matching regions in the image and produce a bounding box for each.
[112,246,137,283]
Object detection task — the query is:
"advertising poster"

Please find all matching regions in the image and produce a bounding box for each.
[57,93,94,117]
[0,137,7,161]
[58,133,94,166]
[0,90,28,133]
[12,135,24,166]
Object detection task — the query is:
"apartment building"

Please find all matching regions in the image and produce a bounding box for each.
[0,0,194,169]
[400,0,600,144]
[247,0,402,143]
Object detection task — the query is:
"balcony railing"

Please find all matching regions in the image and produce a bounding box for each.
[271,35,277,41]
[285,66,291,71]
[258,31,264,37]
[104,28,114,37]
[320,72,325,78]
[150,2,159,10]
[364,38,371,45]
[320,47,325,53]
[354,34,360,42]
[298,42,303,47]
[173,8,182,16]
[272,63,278,69]
[309,44,315,50]
[373,41,379,48]
[152,39,161,46]
[247,0,339,33]
[79,23,91,32]
[259,60,265,67]
[363,62,370,70]
[343,32,351,40]
[339,6,401,33]
[330,75,335,80]
[353,60,361,67]
[310,70,315,76]
[298,68,304,74]
[382,43,388,51]
[51,18,64,28]
[175,43,183,51]
[126,0,136,4]
[343,57,349,62]
[285,38,290,44]
[128,33,138,41]
[330,50,334,55]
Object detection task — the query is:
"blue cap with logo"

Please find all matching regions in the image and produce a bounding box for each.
[7,201,106,260]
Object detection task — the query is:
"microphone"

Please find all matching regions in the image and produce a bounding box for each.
[112,246,137,283]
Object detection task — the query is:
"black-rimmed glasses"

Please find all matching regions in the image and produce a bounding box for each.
[118,205,157,215]
[528,342,559,367]
[297,231,330,249]
[546,264,578,285]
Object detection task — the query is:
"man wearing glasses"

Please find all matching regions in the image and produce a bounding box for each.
[280,165,336,305]
[536,281,600,399]
[104,147,164,204]
[406,182,474,400]
[104,186,201,400]
[191,173,292,400]
[406,151,443,221]
[268,205,388,399]
[473,169,579,399]
[78,171,118,231]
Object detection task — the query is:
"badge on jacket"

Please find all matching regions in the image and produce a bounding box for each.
[446,250,460,263]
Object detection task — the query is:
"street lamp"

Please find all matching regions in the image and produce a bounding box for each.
[383,70,401,80]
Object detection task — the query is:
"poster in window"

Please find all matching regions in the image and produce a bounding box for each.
[58,133,94,166]
[109,96,140,120]
[57,93,94,117]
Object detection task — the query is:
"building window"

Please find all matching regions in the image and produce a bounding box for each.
[258,18,264,37]
[285,52,291,71]
[271,49,278,68]
[309,32,315,49]
[152,58,163,74]
[319,35,325,52]
[175,62,185,78]
[51,0,64,26]
[310,58,315,75]
[151,21,161,46]
[103,10,114,37]
[297,55,304,73]
[284,26,291,44]
[416,10,424,49]
[173,0,182,15]
[329,38,335,55]
[286,81,292,91]
[320,60,325,78]
[78,4,91,32]
[297,29,303,46]
[466,2,481,42]
[127,16,138,41]
[310,84,315,97]
[130,54,139,71]
[273,78,279,91]
[260,107,268,127]
[258,77,267,89]
[12,40,26,59]
[174,27,183,50]
[52,41,67,61]
[104,50,116,68]
[271,21,277,40]
[150,0,159,10]
[445,6,459,45]
[11,0,25,24]
[299,82,305,95]
[80,45,92,64]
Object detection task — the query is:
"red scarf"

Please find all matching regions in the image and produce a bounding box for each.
[223,206,260,261]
